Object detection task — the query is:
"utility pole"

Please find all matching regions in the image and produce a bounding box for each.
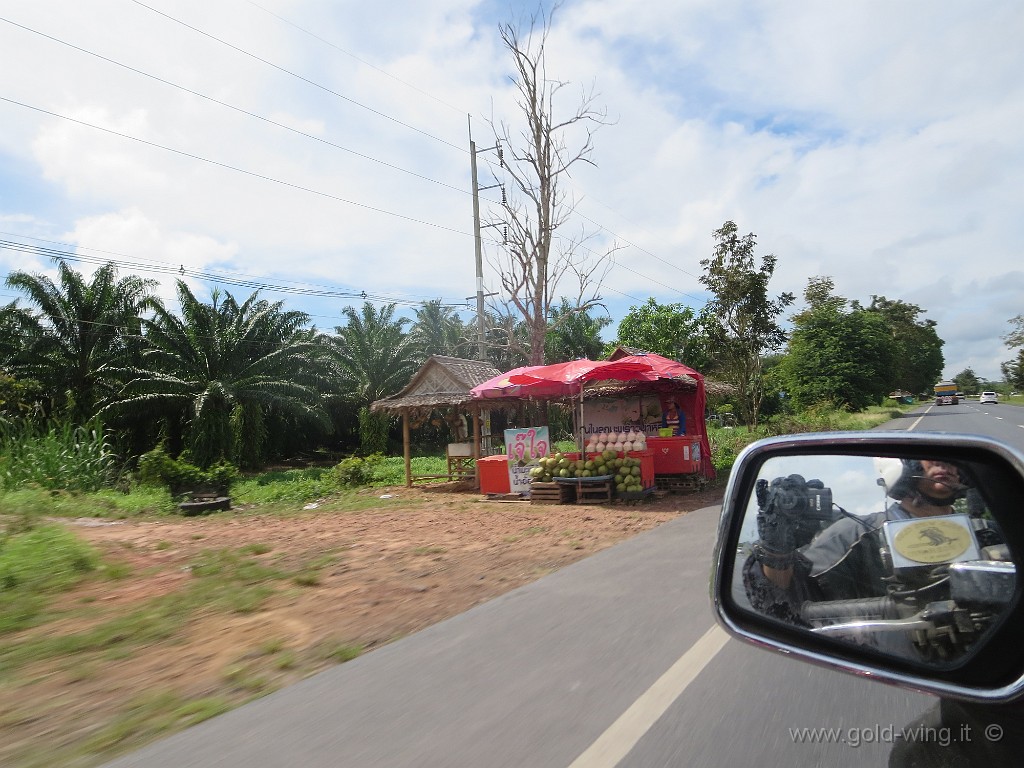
[468,116,502,362]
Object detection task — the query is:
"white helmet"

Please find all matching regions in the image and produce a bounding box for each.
[874,457,903,494]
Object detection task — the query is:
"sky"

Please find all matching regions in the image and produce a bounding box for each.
[1,0,1022,382]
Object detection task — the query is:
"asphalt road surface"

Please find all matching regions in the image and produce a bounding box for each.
[105,403,1022,768]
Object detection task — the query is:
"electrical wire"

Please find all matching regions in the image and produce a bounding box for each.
[0,97,474,237]
[125,1,710,298]
[0,16,471,198]
[129,0,465,152]
[0,240,470,310]
[3,7,707,316]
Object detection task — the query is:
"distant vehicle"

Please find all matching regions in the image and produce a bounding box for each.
[980,391,999,404]
[933,380,959,405]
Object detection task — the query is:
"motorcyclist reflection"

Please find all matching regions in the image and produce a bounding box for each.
[743,457,1011,662]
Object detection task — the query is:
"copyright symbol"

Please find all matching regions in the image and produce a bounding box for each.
[985,724,1003,742]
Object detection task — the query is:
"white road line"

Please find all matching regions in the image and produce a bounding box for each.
[907,413,928,431]
[567,625,730,768]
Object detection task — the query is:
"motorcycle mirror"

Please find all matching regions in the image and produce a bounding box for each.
[712,431,1024,703]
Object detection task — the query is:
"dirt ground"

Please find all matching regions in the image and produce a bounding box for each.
[1,483,722,767]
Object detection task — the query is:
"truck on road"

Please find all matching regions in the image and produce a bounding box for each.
[934,380,959,405]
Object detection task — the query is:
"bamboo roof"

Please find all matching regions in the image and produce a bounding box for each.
[370,356,502,416]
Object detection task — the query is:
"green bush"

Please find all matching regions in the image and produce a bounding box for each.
[137,446,237,496]
[233,468,342,504]
[335,454,383,487]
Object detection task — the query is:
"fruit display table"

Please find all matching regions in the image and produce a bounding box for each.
[555,475,615,504]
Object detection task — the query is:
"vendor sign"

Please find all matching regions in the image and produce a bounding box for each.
[504,426,550,494]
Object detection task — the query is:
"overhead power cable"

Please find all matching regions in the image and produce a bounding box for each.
[0,16,473,197]
[244,0,466,116]
[0,97,474,237]
[129,0,465,152]
[0,239,469,309]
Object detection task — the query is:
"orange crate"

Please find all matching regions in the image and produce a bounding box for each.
[478,455,510,494]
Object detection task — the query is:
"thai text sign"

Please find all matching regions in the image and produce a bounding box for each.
[504,426,549,494]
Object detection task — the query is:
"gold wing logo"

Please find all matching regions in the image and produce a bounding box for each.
[893,519,972,564]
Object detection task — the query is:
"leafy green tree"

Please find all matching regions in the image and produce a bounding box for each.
[855,296,944,396]
[612,298,711,371]
[777,277,897,410]
[0,300,27,368]
[1002,351,1024,391]
[699,222,794,429]
[1001,315,1024,390]
[545,299,610,363]
[953,368,981,395]
[106,283,331,468]
[411,300,469,358]
[6,261,159,422]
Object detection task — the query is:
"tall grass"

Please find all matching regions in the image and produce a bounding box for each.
[0,420,122,492]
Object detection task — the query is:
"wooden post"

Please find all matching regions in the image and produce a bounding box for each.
[472,406,481,490]
[403,410,412,488]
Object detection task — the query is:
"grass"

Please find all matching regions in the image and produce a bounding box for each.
[0,546,293,675]
[79,690,233,756]
[0,399,935,765]
[0,523,99,634]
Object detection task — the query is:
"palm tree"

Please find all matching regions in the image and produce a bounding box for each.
[411,299,470,358]
[106,282,332,468]
[545,299,611,363]
[331,302,421,406]
[330,302,421,454]
[6,260,160,422]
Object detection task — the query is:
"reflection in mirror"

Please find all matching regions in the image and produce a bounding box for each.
[734,453,1017,665]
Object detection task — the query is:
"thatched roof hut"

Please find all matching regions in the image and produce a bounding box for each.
[370,356,502,487]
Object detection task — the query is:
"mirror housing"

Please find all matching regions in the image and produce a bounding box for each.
[712,431,1024,703]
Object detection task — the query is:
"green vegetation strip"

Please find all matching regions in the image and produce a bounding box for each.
[0,546,328,675]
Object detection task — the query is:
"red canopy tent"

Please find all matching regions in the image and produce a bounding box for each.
[470,358,658,399]
[609,353,715,479]
[471,355,715,479]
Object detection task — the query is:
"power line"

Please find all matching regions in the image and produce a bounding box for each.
[3,9,705,315]
[0,239,470,310]
[0,16,472,198]
[244,0,466,116]
[127,0,704,301]
[0,96,474,237]
[129,0,465,152]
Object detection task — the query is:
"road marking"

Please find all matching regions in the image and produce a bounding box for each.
[906,413,927,431]
[567,625,730,768]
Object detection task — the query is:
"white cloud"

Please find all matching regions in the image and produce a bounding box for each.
[1,0,1022,380]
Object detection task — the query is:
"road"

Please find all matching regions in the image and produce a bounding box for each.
[104,402,1023,768]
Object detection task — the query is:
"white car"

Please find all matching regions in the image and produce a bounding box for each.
[980,391,999,404]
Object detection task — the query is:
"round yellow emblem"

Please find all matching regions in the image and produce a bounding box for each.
[893,519,971,564]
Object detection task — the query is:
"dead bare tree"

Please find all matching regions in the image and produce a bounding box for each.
[484,6,615,366]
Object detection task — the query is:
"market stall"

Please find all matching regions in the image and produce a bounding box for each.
[470,353,716,498]
[370,355,503,488]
